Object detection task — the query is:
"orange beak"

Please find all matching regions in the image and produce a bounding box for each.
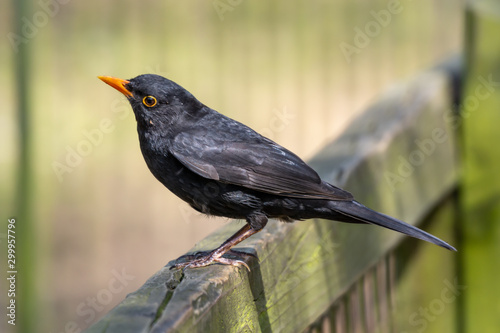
[98,76,133,97]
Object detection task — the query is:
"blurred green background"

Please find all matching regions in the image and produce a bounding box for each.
[1,0,463,332]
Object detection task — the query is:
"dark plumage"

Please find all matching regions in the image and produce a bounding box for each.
[98,74,456,270]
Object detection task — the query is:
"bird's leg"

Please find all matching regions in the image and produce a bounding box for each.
[172,223,261,271]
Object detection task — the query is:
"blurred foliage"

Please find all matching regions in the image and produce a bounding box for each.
[461,2,500,332]
[1,0,462,331]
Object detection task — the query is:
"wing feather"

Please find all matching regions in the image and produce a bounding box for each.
[170,130,352,201]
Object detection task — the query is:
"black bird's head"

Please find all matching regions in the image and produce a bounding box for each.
[98,74,204,130]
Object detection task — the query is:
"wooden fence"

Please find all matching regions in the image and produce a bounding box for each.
[86,63,461,332]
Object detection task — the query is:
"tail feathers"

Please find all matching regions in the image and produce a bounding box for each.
[330,200,456,251]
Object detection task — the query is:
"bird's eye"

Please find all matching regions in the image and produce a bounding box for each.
[142,96,157,107]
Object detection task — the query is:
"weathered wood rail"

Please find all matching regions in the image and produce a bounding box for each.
[86,63,461,333]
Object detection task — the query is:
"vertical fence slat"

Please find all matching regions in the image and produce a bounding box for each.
[461,2,500,332]
[12,0,36,331]
[334,300,348,333]
[376,258,389,333]
[363,270,376,332]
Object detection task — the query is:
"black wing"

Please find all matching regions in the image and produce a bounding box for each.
[170,128,353,201]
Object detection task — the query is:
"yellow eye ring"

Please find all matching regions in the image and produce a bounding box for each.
[142,96,157,107]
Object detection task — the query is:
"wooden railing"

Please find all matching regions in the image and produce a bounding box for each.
[86,62,462,332]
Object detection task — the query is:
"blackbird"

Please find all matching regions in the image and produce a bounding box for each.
[98,74,456,270]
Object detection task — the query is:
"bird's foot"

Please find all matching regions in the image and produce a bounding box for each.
[171,249,252,272]
[171,224,260,272]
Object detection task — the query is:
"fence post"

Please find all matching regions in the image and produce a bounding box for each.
[461,2,500,332]
[11,0,37,331]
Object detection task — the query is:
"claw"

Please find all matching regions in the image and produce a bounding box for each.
[215,257,250,272]
[172,251,251,272]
